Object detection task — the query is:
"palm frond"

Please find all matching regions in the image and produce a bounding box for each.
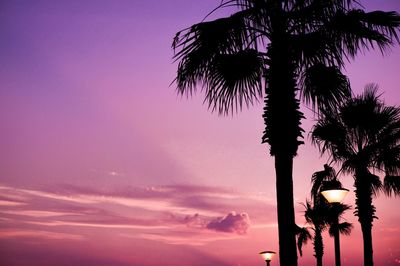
[383,175,400,197]
[368,172,383,197]
[302,199,330,228]
[329,221,353,237]
[300,63,351,115]
[173,9,253,96]
[324,9,400,58]
[204,49,265,114]
[329,203,352,221]
[310,164,336,200]
[338,222,353,236]
[290,30,343,67]
[377,145,400,176]
[235,0,272,35]
[301,200,314,224]
[296,225,312,257]
[311,115,352,161]
[340,84,380,131]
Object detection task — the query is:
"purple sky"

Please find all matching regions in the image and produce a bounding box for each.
[0,0,400,265]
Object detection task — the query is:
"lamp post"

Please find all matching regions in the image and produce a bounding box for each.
[259,251,276,266]
[321,183,349,266]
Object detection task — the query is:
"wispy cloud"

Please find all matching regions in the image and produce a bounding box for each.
[0,229,84,240]
[135,232,242,246]
[27,220,170,230]
[1,210,80,217]
[0,200,26,206]
[0,183,276,246]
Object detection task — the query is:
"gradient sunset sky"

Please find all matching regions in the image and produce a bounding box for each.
[0,1,399,265]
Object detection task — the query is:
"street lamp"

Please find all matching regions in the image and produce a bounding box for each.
[321,181,349,266]
[259,251,276,266]
[321,188,349,204]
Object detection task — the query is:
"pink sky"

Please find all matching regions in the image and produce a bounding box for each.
[0,0,399,265]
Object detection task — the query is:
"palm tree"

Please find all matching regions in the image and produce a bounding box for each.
[298,200,352,266]
[172,1,400,264]
[298,200,328,266]
[297,166,352,266]
[324,196,353,266]
[312,85,400,266]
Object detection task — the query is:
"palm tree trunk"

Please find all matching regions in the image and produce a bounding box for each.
[263,5,303,265]
[263,42,302,266]
[354,174,375,266]
[333,215,341,266]
[314,227,323,266]
[275,153,298,266]
[361,221,374,266]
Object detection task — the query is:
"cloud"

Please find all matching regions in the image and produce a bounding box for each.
[0,183,272,246]
[136,232,240,246]
[27,220,169,230]
[181,212,251,235]
[206,212,250,235]
[0,229,84,240]
[182,213,207,228]
[1,210,80,218]
[0,200,25,206]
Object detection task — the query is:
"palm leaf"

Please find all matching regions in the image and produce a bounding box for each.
[173,9,252,96]
[311,115,352,161]
[300,63,351,114]
[329,221,353,237]
[296,225,312,257]
[324,9,400,58]
[384,175,400,196]
[376,145,400,175]
[366,172,383,197]
[310,164,336,200]
[205,49,265,114]
[290,29,343,67]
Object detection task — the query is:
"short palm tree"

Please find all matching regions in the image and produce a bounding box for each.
[312,85,400,266]
[172,1,400,264]
[298,199,328,266]
[324,197,353,266]
[297,166,352,266]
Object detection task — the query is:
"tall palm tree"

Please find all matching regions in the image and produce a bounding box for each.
[312,85,400,266]
[172,1,400,264]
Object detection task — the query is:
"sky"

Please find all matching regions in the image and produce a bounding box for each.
[0,0,399,265]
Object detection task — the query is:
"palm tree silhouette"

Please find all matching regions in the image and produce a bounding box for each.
[297,166,352,266]
[326,202,353,266]
[297,200,328,266]
[172,1,400,264]
[312,85,400,266]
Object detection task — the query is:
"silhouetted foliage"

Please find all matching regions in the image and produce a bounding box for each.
[297,166,352,266]
[312,85,400,266]
[172,1,400,265]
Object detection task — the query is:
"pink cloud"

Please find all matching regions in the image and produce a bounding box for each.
[206,211,250,235]
[0,183,278,265]
[0,200,25,206]
[182,213,207,228]
[0,229,84,240]
[181,212,252,235]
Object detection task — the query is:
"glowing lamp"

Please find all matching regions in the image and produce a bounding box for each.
[321,188,349,204]
[320,181,349,266]
[259,251,276,265]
